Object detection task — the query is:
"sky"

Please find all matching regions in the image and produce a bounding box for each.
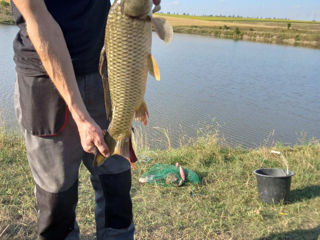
[160,0,320,21]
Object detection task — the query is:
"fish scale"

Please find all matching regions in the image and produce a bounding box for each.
[106,3,151,139]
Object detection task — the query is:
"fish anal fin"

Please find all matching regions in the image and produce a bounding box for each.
[113,136,136,170]
[148,54,160,81]
[135,101,149,126]
[151,17,173,44]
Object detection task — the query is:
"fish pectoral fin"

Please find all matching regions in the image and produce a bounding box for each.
[114,136,136,170]
[148,54,160,81]
[135,101,149,126]
[94,132,116,167]
[99,46,112,120]
[99,46,107,79]
[151,17,173,44]
[152,4,161,14]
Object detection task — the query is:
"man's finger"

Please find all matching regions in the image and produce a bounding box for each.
[84,144,97,154]
[95,137,110,158]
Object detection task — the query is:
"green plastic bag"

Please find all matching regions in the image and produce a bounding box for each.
[139,164,200,186]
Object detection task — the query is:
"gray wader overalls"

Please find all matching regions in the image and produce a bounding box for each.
[15,72,135,240]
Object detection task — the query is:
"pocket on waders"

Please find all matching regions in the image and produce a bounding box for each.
[16,73,68,136]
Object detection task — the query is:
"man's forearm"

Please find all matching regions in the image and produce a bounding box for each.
[13,0,91,125]
[12,0,109,156]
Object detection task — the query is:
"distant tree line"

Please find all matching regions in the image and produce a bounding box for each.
[203,14,292,20]
[166,12,190,16]
[164,12,300,21]
[163,12,318,22]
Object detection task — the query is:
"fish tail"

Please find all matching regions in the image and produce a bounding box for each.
[114,135,137,170]
[94,132,137,170]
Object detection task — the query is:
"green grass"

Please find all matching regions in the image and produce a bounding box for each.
[1,127,320,239]
[0,0,14,25]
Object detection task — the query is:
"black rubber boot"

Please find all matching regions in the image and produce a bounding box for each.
[35,181,78,240]
[99,169,133,229]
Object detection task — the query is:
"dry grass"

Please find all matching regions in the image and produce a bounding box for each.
[157,15,290,30]
[1,127,320,239]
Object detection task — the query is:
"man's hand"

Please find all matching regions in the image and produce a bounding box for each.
[77,118,109,157]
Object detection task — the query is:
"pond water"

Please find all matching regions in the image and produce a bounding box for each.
[1,25,319,148]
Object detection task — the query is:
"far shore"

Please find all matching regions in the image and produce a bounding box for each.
[1,1,319,49]
[157,14,320,49]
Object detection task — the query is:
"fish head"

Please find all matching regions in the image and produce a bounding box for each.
[121,0,153,19]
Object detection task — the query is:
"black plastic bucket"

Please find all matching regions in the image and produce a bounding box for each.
[254,168,294,204]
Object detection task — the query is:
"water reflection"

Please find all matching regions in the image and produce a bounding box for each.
[1,25,319,148]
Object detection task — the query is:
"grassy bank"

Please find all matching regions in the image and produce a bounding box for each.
[157,14,320,49]
[0,1,14,25]
[1,128,320,239]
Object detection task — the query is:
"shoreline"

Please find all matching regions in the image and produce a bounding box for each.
[171,25,320,49]
[1,7,320,49]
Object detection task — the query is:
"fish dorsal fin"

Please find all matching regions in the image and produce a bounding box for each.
[148,54,160,81]
[151,17,173,44]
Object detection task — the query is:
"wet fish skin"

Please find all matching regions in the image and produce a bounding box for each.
[95,0,172,168]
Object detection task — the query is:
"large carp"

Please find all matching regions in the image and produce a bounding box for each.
[95,0,173,168]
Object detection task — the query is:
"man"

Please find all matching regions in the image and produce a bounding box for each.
[11,0,160,239]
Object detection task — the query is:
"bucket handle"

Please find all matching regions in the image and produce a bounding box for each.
[271,150,289,175]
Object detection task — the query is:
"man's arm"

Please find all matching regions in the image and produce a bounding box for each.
[12,0,109,157]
